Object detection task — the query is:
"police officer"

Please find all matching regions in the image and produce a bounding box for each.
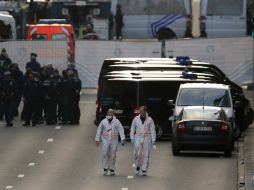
[23,72,43,126]
[95,109,125,176]
[63,70,81,125]
[114,4,124,40]
[130,106,156,176]
[61,70,70,124]
[0,71,17,127]
[26,53,41,73]
[10,63,24,117]
[0,48,12,69]
[53,69,63,121]
[42,72,57,125]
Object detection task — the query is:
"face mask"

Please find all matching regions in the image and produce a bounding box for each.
[106,115,113,120]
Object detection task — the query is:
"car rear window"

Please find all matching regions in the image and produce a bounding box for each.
[182,109,222,120]
[177,88,231,107]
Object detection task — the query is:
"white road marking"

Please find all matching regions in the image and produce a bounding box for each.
[127,176,134,179]
[17,174,25,178]
[55,126,62,130]
[38,150,45,154]
[5,186,13,189]
[28,162,36,167]
[121,188,128,190]
[47,138,54,142]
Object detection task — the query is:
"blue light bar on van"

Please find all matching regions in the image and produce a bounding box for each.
[178,59,192,65]
[182,71,197,79]
[176,56,190,62]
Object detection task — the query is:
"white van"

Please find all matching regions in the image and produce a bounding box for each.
[0,13,16,40]
[200,0,247,37]
[111,0,192,39]
[173,83,234,121]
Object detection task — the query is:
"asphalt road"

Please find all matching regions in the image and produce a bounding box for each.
[0,91,237,190]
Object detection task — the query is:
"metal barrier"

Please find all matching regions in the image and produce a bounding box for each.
[0,37,253,88]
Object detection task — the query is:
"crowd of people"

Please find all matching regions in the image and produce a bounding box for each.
[0,48,82,127]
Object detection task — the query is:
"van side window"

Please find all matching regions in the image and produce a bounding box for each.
[31,34,48,40]
[52,34,67,40]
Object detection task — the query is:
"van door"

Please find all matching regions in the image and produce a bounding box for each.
[203,0,246,37]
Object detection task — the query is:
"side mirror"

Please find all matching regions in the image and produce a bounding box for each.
[167,99,174,106]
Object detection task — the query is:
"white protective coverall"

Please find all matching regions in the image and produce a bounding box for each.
[95,116,125,171]
[130,114,156,172]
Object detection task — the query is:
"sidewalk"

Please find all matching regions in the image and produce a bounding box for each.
[241,90,254,190]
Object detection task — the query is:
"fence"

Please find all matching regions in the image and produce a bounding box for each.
[0,37,253,88]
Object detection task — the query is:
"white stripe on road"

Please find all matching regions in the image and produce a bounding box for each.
[47,138,54,142]
[38,150,45,154]
[121,188,128,190]
[55,126,62,130]
[5,186,13,189]
[17,174,25,178]
[127,176,134,179]
[28,162,36,167]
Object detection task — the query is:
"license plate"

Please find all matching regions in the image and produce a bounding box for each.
[193,126,212,132]
[113,109,124,114]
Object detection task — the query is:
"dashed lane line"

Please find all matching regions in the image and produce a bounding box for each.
[55,126,62,130]
[121,188,128,190]
[47,138,54,142]
[127,176,134,179]
[38,150,45,154]
[28,163,36,167]
[17,174,25,178]
[5,186,13,189]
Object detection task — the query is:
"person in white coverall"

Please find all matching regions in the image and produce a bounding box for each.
[130,106,156,176]
[95,109,125,176]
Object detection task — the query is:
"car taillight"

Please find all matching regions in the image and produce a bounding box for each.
[220,123,229,133]
[177,122,186,132]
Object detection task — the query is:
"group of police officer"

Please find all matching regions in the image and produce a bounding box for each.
[0,48,82,127]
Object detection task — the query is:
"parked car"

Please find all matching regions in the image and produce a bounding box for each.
[172,106,233,157]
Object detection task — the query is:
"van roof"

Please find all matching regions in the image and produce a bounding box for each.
[28,24,73,27]
[179,83,229,89]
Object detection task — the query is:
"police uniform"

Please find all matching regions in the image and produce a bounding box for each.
[42,77,58,125]
[0,71,17,126]
[23,75,43,126]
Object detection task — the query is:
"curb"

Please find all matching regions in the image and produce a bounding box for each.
[238,136,246,190]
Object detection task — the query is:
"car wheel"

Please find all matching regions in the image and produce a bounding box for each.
[224,148,232,157]
[157,28,176,40]
[231,139,235,151]
[234,124,242,140]
[172,141,180,156]
[155,124,163,140]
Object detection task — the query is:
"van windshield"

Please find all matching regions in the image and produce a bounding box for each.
[207,0,243,16]
[177,88,231,107]
[119,0,186,15]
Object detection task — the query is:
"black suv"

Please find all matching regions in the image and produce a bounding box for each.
[95,57,253,139]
